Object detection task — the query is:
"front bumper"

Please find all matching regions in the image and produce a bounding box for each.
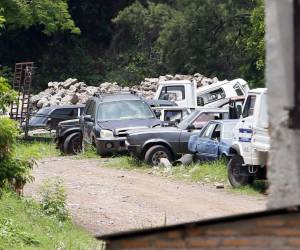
[95,136,127,155]
[127,144,143,158]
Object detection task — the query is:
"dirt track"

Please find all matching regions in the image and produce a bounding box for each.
[24,157,267,236]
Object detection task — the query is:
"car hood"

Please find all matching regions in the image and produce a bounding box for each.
[127,126,181,136]
[59,118,80,126]
[98,118,161,135]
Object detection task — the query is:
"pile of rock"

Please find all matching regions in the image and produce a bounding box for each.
[30,74,220,110]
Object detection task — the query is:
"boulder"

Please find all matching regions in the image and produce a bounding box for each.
[62,78,78,89]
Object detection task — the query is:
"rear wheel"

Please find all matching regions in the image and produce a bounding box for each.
[227,155,252,188]
[63,132,82,155]
[144,145,173,166]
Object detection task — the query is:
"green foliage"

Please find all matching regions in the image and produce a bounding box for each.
[0,118,19,157]
[39,178,69,221]
[14,140,60,160]
[241,0,265,87]
[108,1,176,84]
[0,118,34,190]
[0,0,266,88]
[0,0,80,34]
[0,190,99,249]
[0,77,17,113]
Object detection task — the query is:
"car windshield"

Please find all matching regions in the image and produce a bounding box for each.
[28,107,52,126]
[177,110,200,129]
[97,100,155,121]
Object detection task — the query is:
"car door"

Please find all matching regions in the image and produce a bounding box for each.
[238,95,256,163]
[194,123,217,161]
[204,124,221,161]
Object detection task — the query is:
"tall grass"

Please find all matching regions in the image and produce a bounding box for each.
[0,190,101,250]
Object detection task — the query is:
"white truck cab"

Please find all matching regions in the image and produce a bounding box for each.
[228,88,270,187]
[154,79,249,108]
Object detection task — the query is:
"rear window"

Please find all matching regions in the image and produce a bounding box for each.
[159,86,185,101]
[198,88,226,106]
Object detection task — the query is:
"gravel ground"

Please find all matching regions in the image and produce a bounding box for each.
[24,157,267,236]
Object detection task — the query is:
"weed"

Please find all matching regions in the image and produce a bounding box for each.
[39,178,69,221]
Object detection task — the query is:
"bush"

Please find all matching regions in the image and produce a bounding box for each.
[39,178,69,221]
[0,118,19,158]
[0,118,34,192]
[0,77,17,113]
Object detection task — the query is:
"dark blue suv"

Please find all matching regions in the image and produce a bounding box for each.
[81,93,161,156]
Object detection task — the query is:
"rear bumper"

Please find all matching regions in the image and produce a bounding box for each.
[95,137,127,155]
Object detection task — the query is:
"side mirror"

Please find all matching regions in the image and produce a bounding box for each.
[187,124,196,131]
[84,115,94,122]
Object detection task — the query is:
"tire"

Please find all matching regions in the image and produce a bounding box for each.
[63,132,82,155]
[96,144,109,157]
[227,154,252,188]
[144,145,173,166]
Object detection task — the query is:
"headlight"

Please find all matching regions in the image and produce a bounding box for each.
[100,129,114,138]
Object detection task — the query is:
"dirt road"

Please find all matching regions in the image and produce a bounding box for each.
[24,157,267,236]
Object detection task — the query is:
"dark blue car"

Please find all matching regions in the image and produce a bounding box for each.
[188,120,238,161]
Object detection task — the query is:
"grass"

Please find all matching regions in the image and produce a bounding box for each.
[14,139,60,160]
[107,156,266,195]
[0,190,102,250]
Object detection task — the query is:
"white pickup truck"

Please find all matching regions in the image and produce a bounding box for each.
[153,78,249,108]
[227,88,270,187]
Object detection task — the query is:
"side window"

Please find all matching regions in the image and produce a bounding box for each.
[51,108,76,118]
[211,124,221,141]
[242,95,256,118]
[159,86,185,101]
[164,110,182,122]
[84,101,91,115]
[201,124,216,138]
[90,102,96,118]
[192,112,223,129]
[233,83,244,96]
[79,107,84,116]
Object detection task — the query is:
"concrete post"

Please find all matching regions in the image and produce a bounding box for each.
[266,0,300,208]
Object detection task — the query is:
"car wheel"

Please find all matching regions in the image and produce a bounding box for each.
[63,132,82,155]
[227,154,252,188]
[144,145,173,166]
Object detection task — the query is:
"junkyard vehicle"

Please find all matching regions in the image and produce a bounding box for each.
[227,88,269,187]
[152,106,192,126]
[81,93,161,156]
[153,79,249,108]
[56,118,82,154]
[126,108,229,165]
[188,120,238,162]
[152,96,245,126]
[28,104,84,130]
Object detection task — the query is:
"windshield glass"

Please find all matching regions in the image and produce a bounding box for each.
[177,110,199,129]
[97,100,154,121]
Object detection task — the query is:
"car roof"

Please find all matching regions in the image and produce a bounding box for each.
[91,93,142,103]
[207,119,239,125]
[249,88,267,94]
[194,108,228,113]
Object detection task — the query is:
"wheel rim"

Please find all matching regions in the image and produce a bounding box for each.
[152,151,168,165]
[230,158,246,184]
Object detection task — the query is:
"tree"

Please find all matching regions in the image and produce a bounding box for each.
[0,0,79,34]
[108,1,177,84]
